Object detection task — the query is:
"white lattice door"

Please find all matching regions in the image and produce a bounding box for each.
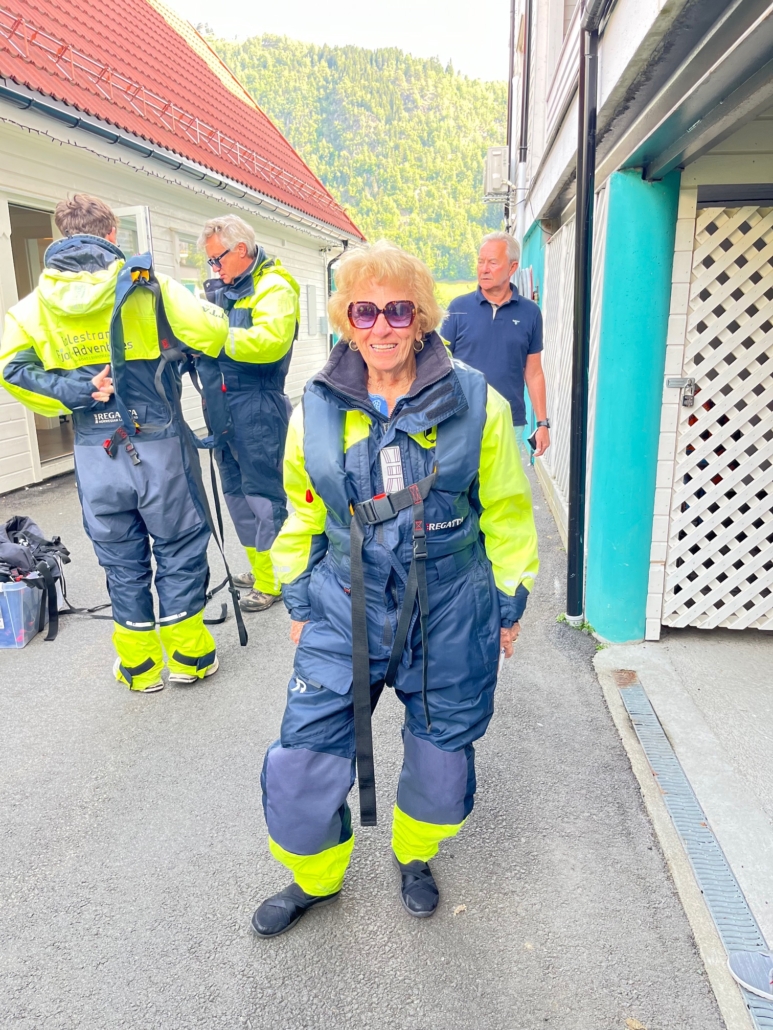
[662,205,773,630]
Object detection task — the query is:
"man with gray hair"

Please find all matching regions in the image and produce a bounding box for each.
[440,231,550,456]
[197,214,300,612]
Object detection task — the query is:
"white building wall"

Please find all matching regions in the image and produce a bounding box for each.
[0,111,337,495]
[597,0,663,110]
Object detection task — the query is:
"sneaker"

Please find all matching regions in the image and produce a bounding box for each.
[232,571,255,588]
[394,856,439,918]
[168,654,219,686]
[113,657,164,693]
[240,590,279,612]
[251,883,341,938]
[728,951,773,1001]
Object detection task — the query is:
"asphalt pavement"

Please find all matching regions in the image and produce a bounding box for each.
[0,466,725,1030]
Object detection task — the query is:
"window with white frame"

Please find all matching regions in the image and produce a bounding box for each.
[176,232,207,297]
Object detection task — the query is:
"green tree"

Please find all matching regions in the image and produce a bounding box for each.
[207,34,506,280]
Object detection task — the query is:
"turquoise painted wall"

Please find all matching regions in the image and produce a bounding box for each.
[585,168,680,642]
[521,219,547,307]
[520,220,548,441]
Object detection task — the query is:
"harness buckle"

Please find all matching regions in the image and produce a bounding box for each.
[125,441,142,466]
[413,524,428,560]
[358,498,378,524]
[102,425,127,458]
[357,495,396,525]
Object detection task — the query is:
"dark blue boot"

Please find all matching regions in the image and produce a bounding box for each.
[395,857,439,918]
[251,883,341,938]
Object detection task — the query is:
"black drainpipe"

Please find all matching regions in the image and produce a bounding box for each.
[326,240,349,352]
[517,0,532,167]
[565,24,599,622]
[504,0,517,231]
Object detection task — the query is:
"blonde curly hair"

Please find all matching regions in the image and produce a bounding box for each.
[328,240,443,340]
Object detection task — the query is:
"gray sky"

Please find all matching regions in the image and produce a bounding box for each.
[161,0,511,81]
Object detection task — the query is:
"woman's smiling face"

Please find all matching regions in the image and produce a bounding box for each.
[348,281,419,378]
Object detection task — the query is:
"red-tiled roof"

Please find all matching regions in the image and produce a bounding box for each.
[0,1,364,239]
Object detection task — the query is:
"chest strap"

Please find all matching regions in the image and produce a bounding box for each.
[349,469,437,827]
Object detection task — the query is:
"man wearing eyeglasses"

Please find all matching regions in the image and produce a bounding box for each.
[198,215,300,612]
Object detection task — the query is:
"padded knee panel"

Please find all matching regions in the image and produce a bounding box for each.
[397,728,476,825]
[261,742,355,855]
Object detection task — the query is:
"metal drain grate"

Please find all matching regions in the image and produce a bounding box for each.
[619,683,773,1029]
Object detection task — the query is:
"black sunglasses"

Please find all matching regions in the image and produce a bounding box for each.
[347,300,416,330]
[207,248,231,269]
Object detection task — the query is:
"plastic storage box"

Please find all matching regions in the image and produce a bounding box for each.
[0,580,46,649]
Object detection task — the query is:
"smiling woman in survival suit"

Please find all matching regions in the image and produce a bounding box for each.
[0,194,229,693]
[252,240,539,937]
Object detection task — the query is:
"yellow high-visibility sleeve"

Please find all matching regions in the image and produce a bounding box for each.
[158,275,228,358]
[224,271,300,364]
[477,386,539,595]
[271,403,327,587]
[0,309,73,416]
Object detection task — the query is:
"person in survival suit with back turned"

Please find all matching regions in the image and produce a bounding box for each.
[197,215,301,613]
[251,240,539,937]
[0,194,229,693]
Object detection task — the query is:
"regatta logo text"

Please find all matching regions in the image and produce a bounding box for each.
[426,518,464,530]
[92,408,138,425]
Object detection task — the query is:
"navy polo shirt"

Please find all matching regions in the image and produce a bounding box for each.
[441,286,543,426]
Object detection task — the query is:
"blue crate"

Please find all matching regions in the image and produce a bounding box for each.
[0,580,46,649]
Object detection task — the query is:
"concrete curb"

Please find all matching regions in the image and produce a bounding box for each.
[595,664,754,1030]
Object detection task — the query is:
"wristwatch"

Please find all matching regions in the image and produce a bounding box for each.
[536,419,551,429]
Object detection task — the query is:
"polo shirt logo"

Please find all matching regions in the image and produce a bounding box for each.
[512,319,520,325]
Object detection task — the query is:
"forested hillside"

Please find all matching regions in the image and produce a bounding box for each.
[205,34,507,280]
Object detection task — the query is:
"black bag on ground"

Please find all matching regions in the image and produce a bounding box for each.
[0,516,71,642]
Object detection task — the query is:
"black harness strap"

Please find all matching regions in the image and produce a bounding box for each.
[18,557,59,640]
[183,359,228,545]
[349,469,437,826]
[383,484,433,728]
[33,558,59,642]
[348,510,377,826]
[181,361,230,630]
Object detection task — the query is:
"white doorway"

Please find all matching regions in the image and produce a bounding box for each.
[8,203,73,465]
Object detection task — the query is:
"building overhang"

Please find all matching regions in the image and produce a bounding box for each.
[0,78,362,247]
[528,0,773,224]
[604,0,773,182]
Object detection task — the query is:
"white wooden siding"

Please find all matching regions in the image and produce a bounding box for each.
[545,1,581,147]
[534,186,608,546]
[0,113,334,494]
[537,216,575,541]
[584,184,609,530]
